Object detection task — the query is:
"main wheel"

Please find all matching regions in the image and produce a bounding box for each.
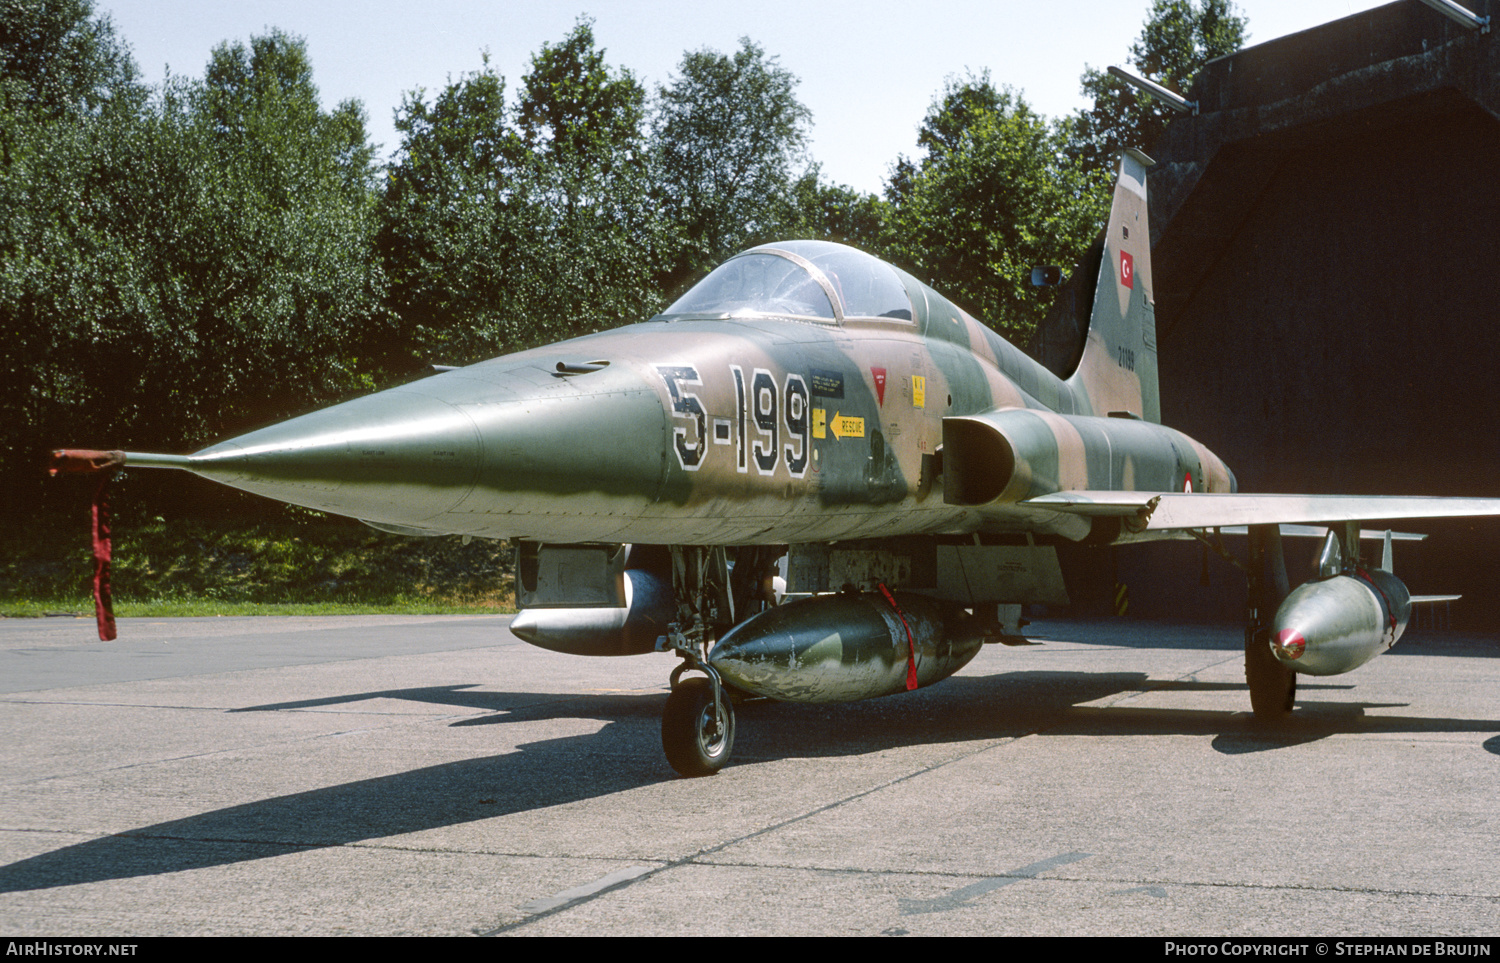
[662,676,735,777]
[1245,626,1296,720]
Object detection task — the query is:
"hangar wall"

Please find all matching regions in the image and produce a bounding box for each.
[1038,0,1500,626]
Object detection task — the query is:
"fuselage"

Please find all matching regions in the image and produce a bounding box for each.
[168,241,1233,545]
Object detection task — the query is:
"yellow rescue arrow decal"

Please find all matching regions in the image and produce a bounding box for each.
[830,412,865,439]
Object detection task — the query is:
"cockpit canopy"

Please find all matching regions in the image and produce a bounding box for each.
[655,241,913,324]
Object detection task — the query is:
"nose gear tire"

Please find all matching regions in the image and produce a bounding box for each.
[663,677,735,776]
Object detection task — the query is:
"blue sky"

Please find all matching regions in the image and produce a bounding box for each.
[101,0,1396,194]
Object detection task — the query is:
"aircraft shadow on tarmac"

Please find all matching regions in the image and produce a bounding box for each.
[3,670,1498,893]
[229,684,549,718]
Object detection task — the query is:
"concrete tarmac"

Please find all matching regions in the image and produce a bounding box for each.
[1,614,1497,936]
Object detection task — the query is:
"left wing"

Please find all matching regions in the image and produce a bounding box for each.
[1022,491,1500,534]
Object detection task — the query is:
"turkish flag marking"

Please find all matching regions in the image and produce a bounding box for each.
[871,367,887,406]
[1120,250,1134,289]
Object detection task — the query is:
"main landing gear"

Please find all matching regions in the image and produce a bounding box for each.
[1197,523,1298,719]
[1245,623,1296,718]
[1245,524,1295,720]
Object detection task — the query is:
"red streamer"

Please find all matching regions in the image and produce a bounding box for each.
[50,449,126,641]
[91,474,116,641]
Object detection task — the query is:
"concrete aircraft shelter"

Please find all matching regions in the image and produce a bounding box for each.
[1036,0,1500,626]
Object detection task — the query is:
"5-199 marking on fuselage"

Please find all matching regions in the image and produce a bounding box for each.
[659,364,808,478]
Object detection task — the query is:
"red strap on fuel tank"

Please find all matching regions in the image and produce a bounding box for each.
[878,583,919,691]
[1357,568,1398,633]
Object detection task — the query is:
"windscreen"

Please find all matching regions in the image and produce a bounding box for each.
[777,242,913,321]
[660,253,836,320]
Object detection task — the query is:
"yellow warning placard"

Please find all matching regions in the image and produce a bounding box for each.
[911,375,925,408]
[812,408,826,439]
[830,412,864,439]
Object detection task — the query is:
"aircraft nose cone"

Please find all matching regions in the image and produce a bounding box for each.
[185,389,483,524]
[175,359,673,538]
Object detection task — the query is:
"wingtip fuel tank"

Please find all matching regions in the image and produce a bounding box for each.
[1269,568,1412,676]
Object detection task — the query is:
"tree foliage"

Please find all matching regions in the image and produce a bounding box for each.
[1067,0,1247,173]
[1,0,150,485]
[786,173,888,253]
[1,12,385,494]
[654,38,812,285]
[377,57,522,363]
[150,31,386,433]
[514,19,672,342]
[4,0,1252,516]
[379,19,673,363]
[882,73,1106,340]
[517,19,643,176]
[0,0,140,118]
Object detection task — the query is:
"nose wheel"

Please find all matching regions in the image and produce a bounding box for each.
[662,675,735,777]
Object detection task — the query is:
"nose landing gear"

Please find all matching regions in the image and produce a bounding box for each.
[662,672,735,777]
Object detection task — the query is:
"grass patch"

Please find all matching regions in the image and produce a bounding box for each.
[0,598,506,618]
[0,511,516,616]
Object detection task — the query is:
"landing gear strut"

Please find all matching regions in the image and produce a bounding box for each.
[1245,524,1295,720]
[657,545,784,775]
[658,546,740,776]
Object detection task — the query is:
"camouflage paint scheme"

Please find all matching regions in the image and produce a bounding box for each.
[130,153,1233,548]
[101,151,1500,772]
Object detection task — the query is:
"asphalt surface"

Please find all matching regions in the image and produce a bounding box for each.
[1,613,1498,936]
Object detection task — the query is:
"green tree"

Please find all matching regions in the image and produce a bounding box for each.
[653,38,812,287]
[148,30,387,437]
[0,0,140,118]
[377,57,525,363]
[1067,0,1247,174]
[0,22,387,493]
[517,18,643,181]
[515,18,671,341]
[883,74,1105,341]
[786,172,888,253]
[0,0,146,488]
[379,20,673,361]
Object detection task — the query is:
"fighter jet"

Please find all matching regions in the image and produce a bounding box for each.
[51,151,1500,775]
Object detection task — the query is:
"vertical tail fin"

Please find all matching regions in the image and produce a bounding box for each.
[1066,149,1161,423]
